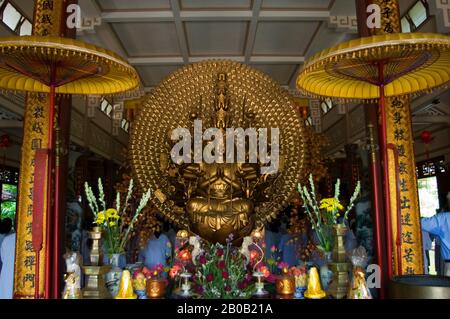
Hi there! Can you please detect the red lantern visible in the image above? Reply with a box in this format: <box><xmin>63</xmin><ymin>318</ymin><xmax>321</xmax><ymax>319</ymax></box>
<box><xmin>420</xmin><ymin>131</ymin><xmax>433</xmax><ymax>160</ymax></box>
<box><xmin>420</xmin><ymin>131</ymin><xmax>433</xmax><ymax>145</ymax></box>
<box><xmin>0</xmin><ymin>134</ymin><xmax>10</xmax><ymax>148</ymax></box>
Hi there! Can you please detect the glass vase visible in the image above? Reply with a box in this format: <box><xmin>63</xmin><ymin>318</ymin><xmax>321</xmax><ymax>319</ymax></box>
<box><xmin>320</xmin><ymin>251</ymin><xmax>333</xmax><ymax>290</ymax></box>
<box><xmin>105</xmin><ymin>253</ymin><xmax>123</xmax><ymax>297</ymax></box>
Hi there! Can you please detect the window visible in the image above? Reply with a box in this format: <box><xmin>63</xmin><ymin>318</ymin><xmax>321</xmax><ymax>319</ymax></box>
<box><xmin>3</xmin><ymin>2</ymin><xmax>21</xmax><ymax>30</ymax></box>
<box><xmin>416</xmin><ymin>157</ymin><xmax>447</xmax><ymax>179</ymax></box>
<box><xmin>409</xmin><ymin>1</ymin><xmax>428</xmax><ymax>28</ymax></box>
<box><xmin>320</xmin><ymin>98</ymin><xmax>333</xmax><ymax>115</ymax></box>
<box><xmin>19</xmin><ymin>19</ymin><xmax>32</xmax><ymax>35</ymax></box>
<box><xmin>100</xmin><ymin>98</ymin><xmax>113</xmax><ymax>117</ymax></box>
<box><xmin>0</xmin><ymin>167</ymin><xmax>19</xmax><ymax>228</ymax></box>
<box><xmin>100</xmin><ymin>99</ymin><xmax>109</xmax><ymax>113</ymax></box>
<box><xmin>401</xmin><ymin>17</ymin><xmax>411</xmax><ymax>33</ymax></box>
<box><xmin>106</xmin><ymin>104</ymin><xmax>113</xmax><ymax>116</ymax></box>
<box><xmin>99</xmin><ymin>98</ymin><xmax>130</xmax><ymax>132</ymax></box>
<box><xmin>121</xmin><ymin>118</ymin><xmax>130</xmax><ymax>132</ymax></box>
<box><xmin>0</xmin><ymin>1</ymin><xmax>32</xmax><ymax>35</ymax></box>
<box><xmin>401</xmin><ymin>0</ymin><xmax>430</xmax><ymax>32</ymax></box>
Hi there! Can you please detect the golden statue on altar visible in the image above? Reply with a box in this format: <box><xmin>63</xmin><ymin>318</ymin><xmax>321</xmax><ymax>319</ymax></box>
<box><xmin>129</xmin><ymin>60</ymin><xmax>308</xmax><ymax>244</ymax></box>
<box><xmin>163</xmin><ymin>73</ymin><xmax>279</xmax><ymax>244</ymax></box>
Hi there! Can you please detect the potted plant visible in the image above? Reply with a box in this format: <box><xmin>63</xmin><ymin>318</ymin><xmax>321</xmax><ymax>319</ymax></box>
<box><xmin>84</xmin><ymin>178</ymin><xmax>151</xmax><ymax>296</ymax></box>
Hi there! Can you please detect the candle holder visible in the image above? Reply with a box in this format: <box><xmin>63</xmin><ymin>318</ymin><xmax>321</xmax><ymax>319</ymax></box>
<box><xmin>253</xmin><ymin>271</ymin><xmax>269</xmax><ymax>297</ymax></box>
<box><xmin>178</xmin><ymin>272</ymin><xmax>192</xmax><ymax>298</ymax></box>
<box><xmin>81</xmin><ymin>227</ymin><xmax>112</xmax><ymax>299</ymax></box>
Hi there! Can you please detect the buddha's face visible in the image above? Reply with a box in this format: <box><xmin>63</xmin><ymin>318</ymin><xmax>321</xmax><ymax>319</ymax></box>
<box><xmin>211</xmin><ymin>178</ymin><xmax>230</xmax><ymax>198</ymax></box>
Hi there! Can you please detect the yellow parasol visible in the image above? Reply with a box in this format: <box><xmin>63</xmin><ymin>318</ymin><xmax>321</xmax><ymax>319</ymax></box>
<box><xmin>297</xmin><ymin>32</ymin><xmax>450</xmax><ymax>282</ymax></box>
<box><xmin>0</xmin><ymin>35</ymin><xmax>139</xmax><ymax>299</ymax></box>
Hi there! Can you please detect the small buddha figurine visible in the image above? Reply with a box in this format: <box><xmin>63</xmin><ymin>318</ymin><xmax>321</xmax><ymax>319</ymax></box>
<box><xmin>62</xmin><ymin>273</ymin><xmax>82</xmax><ymax>299</ymax></box>
<box><xmin>115</xmin><ymin>270</ymin><xmax>137</xmax><ymax>299</ymax></box>
<box><xmin>304</xmin><ymin>267</ymin><xmax>327</xmax><ymax>299</ymax></box>
<box><xmin>347</xmin><ymin>267</ymin><xmax>372</xmax><ymax>299</ymax></box>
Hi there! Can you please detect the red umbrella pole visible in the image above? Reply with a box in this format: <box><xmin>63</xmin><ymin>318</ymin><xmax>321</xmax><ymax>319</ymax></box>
<box><xmin>52</xmin><ymin>122</ymin><xmax>62</xmax><ymax>299</ymax></box>
<box><xmin>378</xmin><ymin>62</ymin><xmax>394</xmax><ymax>280</ymax></box>
<box><xmin>367</xmin><ymin>123</ymin><xmax>385</xmax><ymax>298</ymax></box>
<box><xmin>44</xmin><ymin>81</ymin><xmax>55</xmax><ymax>299</ymax></box>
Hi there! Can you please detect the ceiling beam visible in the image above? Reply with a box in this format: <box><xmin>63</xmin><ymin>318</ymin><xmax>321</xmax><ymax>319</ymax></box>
<box><xmin>101</xmin><ymin>11</ymin><xmax>174</xmax><ymax>22</ymax></box>
<box><xmin>189</xmin><ymin>56</ymin><xmax>245</xmax><ymax>63</ymax></box>
<box><xmin>101</xmin><ymin>10</ymin><xmax>330</xmax><ymax>22</ymax></box>
<box><xmin>180</xmin><ymin>10</ymin><xmax>253</xmax><ymax>21</ymax></box>
<box><xmin>128</xmin><ymin>56</ymin><xmax>305</xmax><ymax>66</ymax></box>
<box><xmin>259</xmin><ymin>10</ymin><xmax>330</xmax><ymax>21</ymax></box>
<box><xmin>128</xmin><ymin>57</ymin><xmax>184</xmax><ymax>65</ymax></box>
<box><xmin>244</xmin><ymin>0</ymin><xmax>262</xmax><ymax>64</ymax></box>
<box><xmin>170</xmin><ymin>0</ymin><xmax>189</xmax><ymax>63</ymax></box>
<box><xmin>249</xmin><ymin>56</ymin><xmax>305</xmax><ymax>63</ymax></box>
<box><xmin>412</xmin><ymin>115</ymin><xmax>450</xmax><ymax>125</ymax></box>
<box><xmin>0</xmin><ymin>120</ymin><xmax>23</xmax><ymax>128</ymax></box>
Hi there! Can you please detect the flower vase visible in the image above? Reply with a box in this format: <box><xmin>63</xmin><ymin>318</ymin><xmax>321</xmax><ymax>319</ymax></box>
<box><xmin>320</xmin><ymin>252</ymin><xmax>333</xmax><ymax>291</ymax></box>
<box><xmin>135</xmin><ymin>290</ymin><xmax>147</xmax><ymax>299</ymax></box>
<box><xmin>294</xmin><ymin>286</ymin><xmax>306</xmax><ymax>299</ymax></box>
<box><xmin>105</xmin><ymin>253</ymin><xmax>123</xmax><ymax>297</ymax></box>
<box><xmin>328</xmin><ymin>224</ymin><xmax>351</xmax><ymax>299</ymax></box>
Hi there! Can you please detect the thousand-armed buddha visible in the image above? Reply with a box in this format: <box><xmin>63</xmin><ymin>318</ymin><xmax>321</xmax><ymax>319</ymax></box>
<box><xmin>130</xmin><ymin>60</ymin><xmax>308</xmax><ymax>246</ymax></box>
<box><xmin>162</xmin><ymin>73</ymin><xmax>279</xmax><ymax>244</ymax></box>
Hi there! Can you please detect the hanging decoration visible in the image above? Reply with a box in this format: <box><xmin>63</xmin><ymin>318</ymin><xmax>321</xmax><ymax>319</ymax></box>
<box><xmin>420</xmin><ymin>130</ymin><xmax>434</xmax><ymax>160</ymax></box>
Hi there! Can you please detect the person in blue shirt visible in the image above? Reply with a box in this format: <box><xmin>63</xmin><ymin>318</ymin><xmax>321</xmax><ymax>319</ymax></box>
<box><xmin>279</xmin><ymin>233</ymin><xmax>298</xmax><ymax>266</ymax></box>
<box><xmin>139</xmin><ymin>228</ymin><xmax>172</xmax><ymax>271</ymax></box>
<box><xmin>0</xmin><ymin>232</ymin><xmax>15</xmax><ymax>299</ymax></box>
<box><xmin>0</xmin><ymin>218</ymin><xmax>13</xmax><ymax>273</ymax></box>
<box><xmin>421</xmin><ymin>212</ymin><xmax>450</xmax><ymax>276</ymax></box>
<box><xmin>422</xmin><ymin>230</ymin><xmax>432</xmax><ymax>274</ymax></box>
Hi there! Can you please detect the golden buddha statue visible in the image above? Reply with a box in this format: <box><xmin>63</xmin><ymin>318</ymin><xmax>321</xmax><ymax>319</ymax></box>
<box><xmin>130</xmin><ymin>61</ymin><xmax>309</xmax><ymax>250</ymax></box>
<box><xmin>162</xmin><ymin>73</ymin><xmax>278</xmax><ymax>245</ymax></box>
<box><xmin>185</xmin><ymin>162</ymin><xmax>256</xmax><ymax>244</ymax></box>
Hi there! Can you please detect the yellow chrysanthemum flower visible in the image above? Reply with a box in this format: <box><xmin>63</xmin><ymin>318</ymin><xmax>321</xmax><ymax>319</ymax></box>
<box><xmin>95</xmin><ymin>212</ymin><xmax>106</xmax><ymax>225</ymax></box>
<box><xmin>319</xmin><ymin>198</ymin><xmax>344</xmax><ymax>213</ymax></box>
<box><xmin>106</xmin><ymin>208</ymin><xmax>120</xmax><ymax>220</ymax></box>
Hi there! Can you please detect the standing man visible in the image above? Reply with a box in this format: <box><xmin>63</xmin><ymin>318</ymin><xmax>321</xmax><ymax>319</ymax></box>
<box><xmin>0</xmin><ymin>232</ymin><xmax>16</xmax><ymax>298</ymax></box>
<box><xmin>421</xmin><ymin>212</ymin><xmax>450</xmax><ymax>276</ymax></box>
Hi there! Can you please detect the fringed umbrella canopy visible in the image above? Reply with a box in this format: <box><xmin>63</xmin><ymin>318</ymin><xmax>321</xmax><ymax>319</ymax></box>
<box><xmin>0</xmin><ymin>35</ymin><xmax>139</xmax><ymax>95</ymax></box>
<box><xmin>297</xmin><ymin>33</ymin><xmax>450</xmax><ymax>103</ymax></box>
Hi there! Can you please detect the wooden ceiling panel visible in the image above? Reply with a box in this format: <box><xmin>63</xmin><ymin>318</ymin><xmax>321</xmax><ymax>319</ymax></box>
<box><xmin>253</xmin><ymin>21</ymin><xmax>320</xmax><ymax>56</ymax></box>
<box><xmin>111</xmin><ymin>22</ymin><xmax>181</xmax><ymax>57</ymax></box>
<box><xmin>251</xmin><ymin>64</ymin><xmax>298</xmax><ymax>85</ymax></box>
<box><xmin>137</xmin><ymin>65</ymin><xmax>183</xmax><ymax>87</ymax></box>
<box><xmin>185</xmin><ymin>21</ymin><xmax>249</xmax><ymax>56</ymax></box>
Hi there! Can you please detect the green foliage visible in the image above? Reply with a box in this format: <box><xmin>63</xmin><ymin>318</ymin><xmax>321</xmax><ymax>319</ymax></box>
<box><xmin>194</xmin><ymin>242</ymin><xmax>255</xmax><ymax>299</ymax></box>
<box><xmin>1</xmin><ymin>201</ymin><xmax>16</xmax><ymax>221</ymax></box>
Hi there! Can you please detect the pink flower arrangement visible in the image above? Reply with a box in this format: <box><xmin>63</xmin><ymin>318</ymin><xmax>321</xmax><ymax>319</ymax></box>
<box><xmin>277</xmin><ymin>262</ymin><xmax>289</xmax><ymax>271</ymax></box>
<box><xmin>169</xmin><ymin>263</ymin><xmax>182</xmax><ymax>279</ymax></box>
